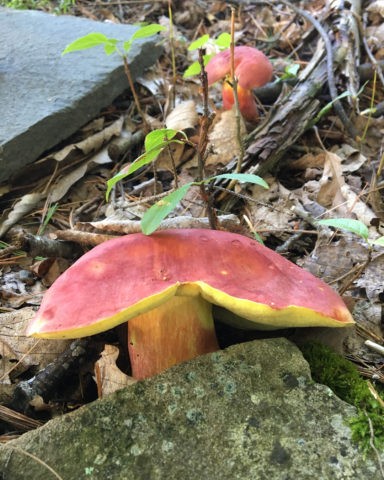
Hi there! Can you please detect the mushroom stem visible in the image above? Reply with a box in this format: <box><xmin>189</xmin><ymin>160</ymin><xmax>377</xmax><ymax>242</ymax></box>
<box><xmin>127</xmin><ymin>295</ymin><xmax>219</xmax><ymax>379</ymax></box>
<box><xmin>222</xmin><ymin>82</ymin><xmax>259</xmax><ymax>123</ymax></box>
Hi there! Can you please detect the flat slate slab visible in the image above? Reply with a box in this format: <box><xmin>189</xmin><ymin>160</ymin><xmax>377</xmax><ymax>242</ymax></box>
<box><xmin>0</xmin><ymin>8</ymin><xmax>163</xmax><ymax>184</ymax></box>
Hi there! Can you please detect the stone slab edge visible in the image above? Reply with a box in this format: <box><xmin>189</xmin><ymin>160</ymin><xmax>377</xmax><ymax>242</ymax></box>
<box><xmin>0</xmin><ymin>8</ymin><xmax>163</xmax><ymax>183</ymax></box>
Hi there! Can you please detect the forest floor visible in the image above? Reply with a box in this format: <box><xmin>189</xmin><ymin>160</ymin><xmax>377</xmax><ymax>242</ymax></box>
<box><xmin>0</xmin><ymin>0</ymin><xmax>383</xmax><ymax>442</ymax></box>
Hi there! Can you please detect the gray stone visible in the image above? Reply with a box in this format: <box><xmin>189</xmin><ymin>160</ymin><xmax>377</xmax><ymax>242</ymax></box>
<box><xmin>0</xmin><ymin>338</ymin><xmax>380</xmax><ymax>479</ymax></box>
<box><xmin>0</xmin><ymin>8</ymin><xmax>162</xmax><ymax>184</ymax></box>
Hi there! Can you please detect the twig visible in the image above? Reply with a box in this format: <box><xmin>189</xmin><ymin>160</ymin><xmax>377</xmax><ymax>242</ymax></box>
<box><xmin>10</xmin><ymin>231</ymin><xmax>84</xmax><ymax>260</ymax></box>
<box><xmin>10</xmin><ymin>339</ymin><xmax>92</xmax><ymax>413</ymax></box>
<box><xmin>54</xmin><ymin>230</ymin><xmax>117</xmax><ymax>246</ymax></box>
<box><xmin>0</xmin><ymin>405</ymin><xmax>42</xmax><ymax>432</ymax></box>
<box><xmin>277</xmin><ymin>0</ymin><xmax>359</xmax><ymax>139</ymax></box>
<box><xmin>365</xmin><ymin>412</ymin><xmax>384</xmax><ymax>479</ymax></box>
<box><xmin>122</xmin><ymin>56</ymin><xmax>150</xmax><ymax>132</ymax></box>
<box><xmin>3</xmin><ymin>446</ymin><xmax>64</xmax><ymax>480</ymax></box>
<box><xmin>197</xmin><ymin>49</ymin><xmax>217</xmax><ymax>229</ymax></box>
<box><xmin>81</xmin><ymin>214</ymin><xmax>240</xmax><ymax>235</ymax></box>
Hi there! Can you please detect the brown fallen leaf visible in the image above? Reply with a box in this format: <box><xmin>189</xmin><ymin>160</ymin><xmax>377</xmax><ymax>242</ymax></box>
<box><xmin>0</xmin><ymin>308</ymin><xmax>70</xmax><ymax>383</ymax></box>
<box><xmin>94</xmin><ymin>344</ymin><xmax>136</xmax><ymax>398</ymax></box>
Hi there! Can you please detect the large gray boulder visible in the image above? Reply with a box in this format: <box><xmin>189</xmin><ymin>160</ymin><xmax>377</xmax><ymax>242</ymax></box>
<box><xmin>0</xmin><ymin>338</ymin><xmax>380</xmax><ymax>479</ymax></box>
<box><xmin>0</xmin><ymin>8</ymin><xmax>162</xmax><ymax>184</ymax></box>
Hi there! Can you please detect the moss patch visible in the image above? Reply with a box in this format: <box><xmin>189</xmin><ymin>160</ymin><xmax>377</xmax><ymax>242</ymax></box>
<box><xmin>300</xmin><ymin>342</ymin><xmax>384</xmax><ymax>454</ymax></box>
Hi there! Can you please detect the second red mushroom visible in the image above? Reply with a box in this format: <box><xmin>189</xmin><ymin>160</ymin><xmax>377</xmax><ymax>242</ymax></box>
<box><xmin>205</xmin><ymin>45</ymin><xmax>273</xmax><ymax>122</ymax></box>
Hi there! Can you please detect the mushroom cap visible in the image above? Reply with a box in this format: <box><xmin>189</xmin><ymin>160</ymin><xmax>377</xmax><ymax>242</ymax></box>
<box><xmin>206</xmin><ymin>46</ymin><xmax>273</xmax><ymax>89</ymax></box>
<box><xmin>27</xmin><ymin>229</ymin><xmax>354</xmax><ymax>339</ymax></box>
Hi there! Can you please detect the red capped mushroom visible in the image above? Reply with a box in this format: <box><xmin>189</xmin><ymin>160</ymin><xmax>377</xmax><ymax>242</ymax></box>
<box><xmin>27</xmin><ymin>229</ymin><xmax>354</xmax><ymax>380</ymax></box>
<box><xmin>205</xmin><ymin>46</ymin><xmax>273</xmax><ymax>122</ymax></box>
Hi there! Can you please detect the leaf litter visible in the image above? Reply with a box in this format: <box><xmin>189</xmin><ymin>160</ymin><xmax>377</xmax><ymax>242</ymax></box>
<box><xmin>0</xmin><ymin>0</ymin><xmax>383</xmax><ymax>439</ymax></box>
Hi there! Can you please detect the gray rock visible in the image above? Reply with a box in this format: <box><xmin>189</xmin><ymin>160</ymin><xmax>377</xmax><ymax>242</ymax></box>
<box><xmin>0</xmin><ymin>8</ymin><xmax>162</xmax><ymax>184</ymax></box>
<box><xmin>0</xmin><ymin>338</ymin><xmax>380</xmax><ymax>479</ymax></box>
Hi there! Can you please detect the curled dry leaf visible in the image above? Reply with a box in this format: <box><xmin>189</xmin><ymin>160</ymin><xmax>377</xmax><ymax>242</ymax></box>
<box><xmin>340</xmin><ymin>184</ymin><xmax>379</xmax><ymax>234</ymax></box>
<box><xmin>367</xmin><ymin>0</ymin><xmax>384</xmax><ymax>23</ymax></box>
<box><xmin>0</xmin><ymin>192</ymin><xmax>45</xmax><ymax>238</ymax></box>
<box><xmin>165</xmin><ymin>100</ymin><xmax>199</xmax><ymax>132</ymax></box>
<box><xmin>317</xmin><ymin>152</ymin><xmax>345</xmax><ymax>209</ymax></box>
<box><xmin>48</xmin><ymin>146</ymin><xmax>113</xmax><ymax>203</ymax></box>
<box><xmin>205</xmin><ymin>110</ymin><xmax>246</xmax><ymax>168</ymax></box>
<box><xmin>94</xmin><ymin>344</ymin><xmax>136</xmax><ymax>397</ymax></box>
<box><xmin>53</xmin><ymin>116</ymin><xmax>124</xmax><ymax>162</ymax></box>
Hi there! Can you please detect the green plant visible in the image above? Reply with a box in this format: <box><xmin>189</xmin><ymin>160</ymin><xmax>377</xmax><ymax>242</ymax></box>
<box><xmin>316</xmin><ymin>218</ymin><xmax>384</xmax><ymax>247</ymax></box>
<box><xmin>62</xmin><ymin>25</ymin><xmax>166</xmax><ymax>124</ymax></box>
<box><xmin>183</xmin><ymin>32</ymin><xmax>231</xmax><ymax>78</ymax></box>
<box><xmin>301</xmin><ymin>342</ymin><xmax>384</xmax><ymax>454</ymax></box>
<box><xmin>277</xmin><ymin>63</ymin><xmax>300</xmax><ymax>81</ymax></box>
<box><xmin>106</xmin><ymin>127</ymin><xmax>269</xmax><ymax>235</ymax></box>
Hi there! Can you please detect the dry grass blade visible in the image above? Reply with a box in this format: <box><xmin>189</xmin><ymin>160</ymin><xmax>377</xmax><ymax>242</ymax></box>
<box><xmin>0</xmin><ymin>405</ymin><xmax>42</xmax><ymax>432</ymax></box>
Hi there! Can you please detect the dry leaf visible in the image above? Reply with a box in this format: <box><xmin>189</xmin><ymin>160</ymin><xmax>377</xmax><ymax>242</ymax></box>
<box><xmin>340</xmin><ymin>184</ymin><xmax>379</xmax><ymax>231</ymax></box>
<box><xmin>205</xmin><ymin>110</ymin><xmax>246</xmax><ymax>168</ymax></box>
<box><xmin>0</xmin><ymin>308</ymin><xmax>70</xmax><ymax>381</ymax></box>
<box><xmin>333</xmin><ymin>144</ymin><xmax>367</xmax><ymax>173</ymax></box>
<box><xmin>248</xmin><ymin>178</ymin><xmax>297</xmax><ymax>241</ymax></box>
<box><xmin>94</xmin><ymin>344</ymin><xmax>136</xmax><ymax>398</ymax></box>
<box><xmin>48</xmin><ymin>163</ymin><xmax>88</xmax><ymax>203</ymax></box>
<box><xmin>165</xmin><ymin>100</ymin><xmax>199</xmax><ymax>132</ymax></box>
<box><xmin>290</xmin><ymin>152</ymin><xmax>325</xmax><ymax>170</ymax></box>
<box><xmin>367</xmin><ymin>1</ymin><xmax>384</xmax><ymax>23</ymax></box>
<box><xmin>53</xmin><ymin>116</ymin><xmax>124</xmax><ymax>162</ymax></box>
<box><xmin>317</xmin><ymin>152</ymin><xmax>345</xmax><ymax>208</ymax></box>
<box><xmin>0</xmin><ymin>193</ymin><xmax>45</xmax><ymax>238</ymax></box>
<box><xmin>156</xmin><ymin>141</ymin><xmax>186</xmax><ymax>171</ymax></box>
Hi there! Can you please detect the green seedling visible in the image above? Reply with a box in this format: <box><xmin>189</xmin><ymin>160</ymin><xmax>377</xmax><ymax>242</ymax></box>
<box><xmin>62</xmin><ymin>24</ymin><xmax>166</xmax><ymax>56</ymax></box>
<box><xmin>183</xmin><ymin>32</ymin><xmax>231</xmax><ymax>78</ymax></box>
<box><xmin>316</xmin><ymin>218</ymin><xmax>384</xmax><ymax>248</ymax></box>
<box><xmin>141</xmin><ymin>173</ymin><xmax>269</xmax><ymax>235</ymax></box>
<box><xmin>277</xmin><ymin>63</ymin><xmax>300</xmax><ymax>82</ymax></box>
<box><xmin>106</xmin><ymin>125</ymin><xmax>268</xmax><ymax>235</ymax></box>
<box><xmin>105</xmin><ymin>128</ymin><xmax>187</xmax><ymax>200</ymax></box>
<box><xmin>62</xmin><ymin>25</ymin><xmax>166</xmax><ymax>122</ymax></box>
<box><xmin>38</xmin><ymin>202</ymin><xmax>59</xmax><ymax>236</ymax></box>
<box><xmin>316</xmin><ymin>218</ymin><xmax>369</xmax><ymax>241</ymax></box>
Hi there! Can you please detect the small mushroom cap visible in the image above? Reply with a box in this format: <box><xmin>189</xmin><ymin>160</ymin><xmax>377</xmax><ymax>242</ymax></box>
<box><xmin>206</xmin><ymin>46</ymin><xmax>273</xmax><ymax>89</ymax></box>
<box><xmin>27</xmin><ymin>229</ymin><xmax>354</xmax><ymax>339</ymax></box>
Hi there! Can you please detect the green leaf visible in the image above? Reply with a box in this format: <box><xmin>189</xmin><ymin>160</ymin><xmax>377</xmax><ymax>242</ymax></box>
<box><xmin>141</xmin><ymin>183</ymin><xmax>193</xmax><ymax>235</ymax></box>
<box><xmin>123</xmin><ymin>39</ymin><xmax>133</xmax><ymax>52</ymax></box>
<box><xmin>316</xmin><ymin>218</ymin><xmax>369</xmax><ymax>240</ymax></box>
<box><xmin>212</xmin><ymin>173</ymin><xmax>269</xmax><ymax>189</ymax></box>
<box><xmin>106</xmin><ymin>129</ymin><xmax>186</xmax><ymax>200</ymax></box>
<box><xmin>215</xmin><ymin>32</ymin><xmax>231</xmax><ymax>49</ymax></box>
<box><xmin>188</xmin><ymin>34</ymin><xmax>210</xmax><ymax>51</ymax></box>
<box><xmin>183</xmin><ymin>61</ymin><xmax>202</xmax><ymax>78</ymax></box>
<box><xmin>123</xmin><ymin>24</ymin><xmax>166</xmax><ymax>52</ymax></box>
<box><xmin>127</xmin><ymin>145</ymin><xmax>168</xmax><ymax>175</ymax></box>
<box><xmin>183</xmin><ymin>54</ymin><xmax>213</xmax><ymax>78</ymax></box>
<box><xmin>279</xmin><ymin>63</ymin><xmax>300</xmax><ymax>81</ymax></box>
<box><xmin>144</xmin><ymin>128</ymin><xmax>179</xmax><ymax>151</ymax></box>
<box><xmin>62</xmin><ymin>32</ymin><xmax>113</xmax><ymax>54</ymax></box>
<box><xmin>130</xmin><ymin>24</ymin><xmax>166</xmax><ymax>41</ymax></box>
<box><xmin>308</xmin><ymin>90</ymin><xmax>351</xmax><ymax>127</ymax></box>
<box><xmin>368</xmin><ymin>236</ymin><xmax>384</xmax><ymax>247</ymax></box>
<box><xmin>106</xmin><ymin>170</ymin><xmax>129</xmax><ymax>201</ymax></box>
<box><xmin>104</xmin><ymin>40</ymin><xmax>118</xmax><ymax>55</ymax></box>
